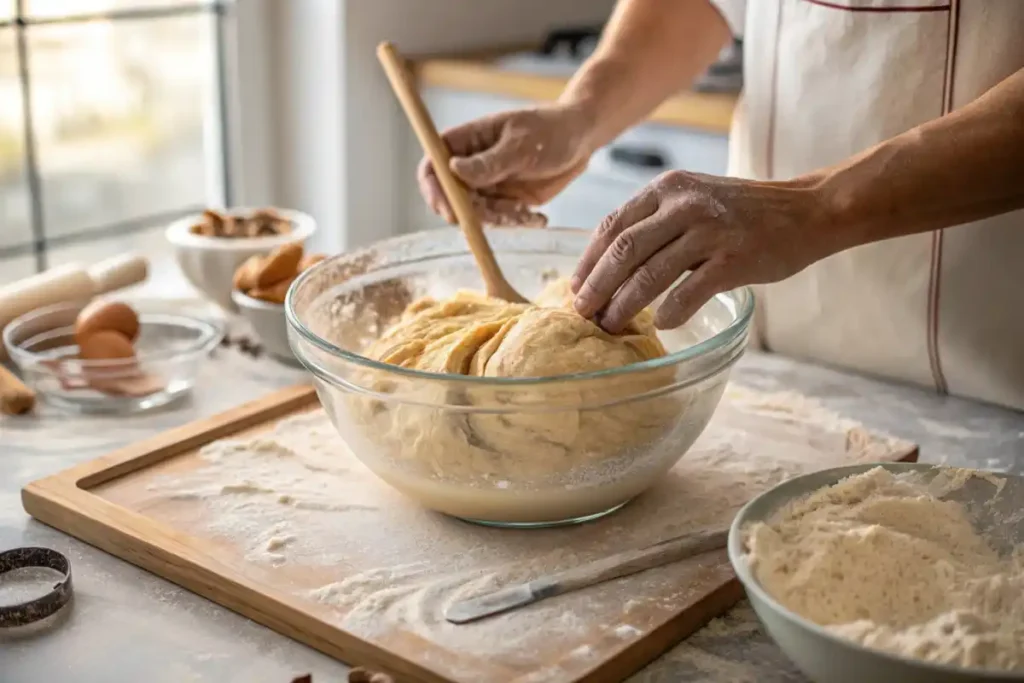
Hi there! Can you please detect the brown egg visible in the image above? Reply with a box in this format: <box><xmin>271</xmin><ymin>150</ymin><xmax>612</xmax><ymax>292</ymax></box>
<box><xmin>75</xmin><ymin>300</ymin><xmax>140</xmax><ymax>345</ymax></box>
<box><xmin>78</xmin><ymin>330</ymin><xmax>137</xmax><ymax>361</ymax></box>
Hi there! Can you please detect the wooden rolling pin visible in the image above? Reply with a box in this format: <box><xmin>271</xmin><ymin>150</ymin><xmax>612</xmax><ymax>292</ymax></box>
<box><xmin>0</xmin><ymin>254</ymin><xmax>148</xmax><ymax>363</ymax></box>
<box><xmin>0</xmin><ymin>363</ymin><xmax>34</xmax><ymax>415</ymax></box>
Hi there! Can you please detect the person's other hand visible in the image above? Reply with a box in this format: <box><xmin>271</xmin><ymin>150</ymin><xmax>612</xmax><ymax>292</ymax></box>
<box><xmin>418</xmin><ymin>104</ymin><xmax>593</xmax><ymax>227</ymax></box>
<box><xmin>571</xmin><ymin>171</ymin><xmax>833</xmax><ymax>332</ymax></box>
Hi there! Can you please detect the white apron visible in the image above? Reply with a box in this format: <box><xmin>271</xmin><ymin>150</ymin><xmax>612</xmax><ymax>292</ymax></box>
<box><xmin>710</xmin><ymin>0</ymin><xmax>1024</xmax><ymax>411</ymax></box>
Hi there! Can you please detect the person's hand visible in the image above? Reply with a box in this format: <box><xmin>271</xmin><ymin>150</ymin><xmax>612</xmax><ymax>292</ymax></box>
<box><xmin>570</xmin><ymin>170</ymin><xmax>834</xmax><ymax>332</ymax></box>
<box><xmin>418</xmin><ymin>104</ymin><xmax>594</xmax><ymax>227</ymax></box>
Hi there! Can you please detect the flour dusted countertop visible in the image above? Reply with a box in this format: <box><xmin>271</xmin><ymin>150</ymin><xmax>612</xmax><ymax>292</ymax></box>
<box><xmin>2</xmin><ymin>308</ymin><xmax>1023</xmax><ymax>683</ymax></box>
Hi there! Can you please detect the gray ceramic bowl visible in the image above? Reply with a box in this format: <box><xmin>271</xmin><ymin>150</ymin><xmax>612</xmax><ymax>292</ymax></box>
<box><xmin>231</xmin><ymin>290</ymin><xmax>297</xmax><ymax>364</ymax></box>
<box><xmin>728</xmin><ymin>462</ymin><xmax>1024</xmax><ymax>683</ymax></box>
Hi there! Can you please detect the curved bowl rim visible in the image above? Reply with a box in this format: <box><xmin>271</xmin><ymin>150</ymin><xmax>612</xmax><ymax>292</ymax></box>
<box><xmin>284</xmin><ymin>227</ymin><xmax>755</xmax><ymax>387</ymax></box>
<box><xmin>3</xmin><ymin>301</ymin><xmax>225</xmax><ymax>371</ymax></box>
<box><xmin>165</xmin><ymin>207</ymin><xmax>317</xmax><ymax>251</ymax></box>
<box><xmin>727</xmin><ymin>461</ymin><xmax>1024</xmax><ymax>681</ymax></box>
<box><xmin>231</xmin><ymin>289</ymin><xmax>285</xmax><ymax>311</ymax></box>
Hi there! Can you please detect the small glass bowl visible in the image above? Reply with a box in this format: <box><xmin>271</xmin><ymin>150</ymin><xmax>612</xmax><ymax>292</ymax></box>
<box><xmin>286</xmin><ymin>227</ymin><xmax>754</xmax><ymax>528</ymax></box>
<box><xmin>3</xmin><ymin>301</ymin><xmax>224</xmax><ymax>414</ymax></box>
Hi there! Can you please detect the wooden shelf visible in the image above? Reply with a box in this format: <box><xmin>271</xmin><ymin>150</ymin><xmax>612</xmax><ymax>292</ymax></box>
<box><xmin>412</xmin><ymin>55</ymin><xmax>737</xmax><ymax>134</ymax></box>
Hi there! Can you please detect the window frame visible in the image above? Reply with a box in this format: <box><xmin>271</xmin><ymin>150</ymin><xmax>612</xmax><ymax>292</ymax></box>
<box><xmin>0</xmin><ymin>0</ymin><xmax>262</xmax><ymax>275</ymax></box>
<box><xmin>220</xmin><ymin>0</ymin><xmax>273</xmax><ymax>210</ymax></box>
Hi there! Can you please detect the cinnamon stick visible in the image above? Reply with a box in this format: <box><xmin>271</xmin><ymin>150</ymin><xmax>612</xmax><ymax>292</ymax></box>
<box><xmin>0</xmin><ymin>364</ymin><xmax>35</xmax><ymax>415</ymax></box>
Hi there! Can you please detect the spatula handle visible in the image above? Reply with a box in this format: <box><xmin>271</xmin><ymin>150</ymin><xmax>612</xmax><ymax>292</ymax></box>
<box><xmin>535</xmin><ymin>528</ymin><xmax>730</xmax><ymax>597</ymax></box>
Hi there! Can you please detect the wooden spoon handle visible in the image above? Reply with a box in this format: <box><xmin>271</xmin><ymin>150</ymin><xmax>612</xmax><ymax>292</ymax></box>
<box><xmin>376</xmin><ymin>42</ymin><xmax>525</xmax><ymax>303</ymax></box>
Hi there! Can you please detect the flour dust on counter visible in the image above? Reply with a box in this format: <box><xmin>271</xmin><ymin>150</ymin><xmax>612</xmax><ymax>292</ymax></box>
<box><xmin>627</xmin><ymin>602</ymin><xmax>805</xmax><ymax>683</ymax></box>
<box><xmin>118</xmin><ymin>385</ymin><xmax>913</xmax><ymax>682</ymax></box>
<box><xmin>0</xmin><ymin>305</ymin><xmax>305</xmax><ymax>458</ymax></box>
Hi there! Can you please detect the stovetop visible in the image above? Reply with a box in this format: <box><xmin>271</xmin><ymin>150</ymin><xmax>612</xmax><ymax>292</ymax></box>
<box><xmin>492</xmin><ymin>26</ymin><xmax>742</xmax><ymax>94</ymax></box>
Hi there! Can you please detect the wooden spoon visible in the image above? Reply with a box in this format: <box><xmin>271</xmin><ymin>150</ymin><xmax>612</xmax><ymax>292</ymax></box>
<box><xmin>376</xmin><ymin>41</ymin><xmax>527</xmax><ymax>304</ymax></box>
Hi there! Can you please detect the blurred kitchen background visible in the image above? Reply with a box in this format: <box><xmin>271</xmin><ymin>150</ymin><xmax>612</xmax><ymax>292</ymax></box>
<box><xmin>0</xmin><ymin>0</ymin><xmax>740</xmax><ymax>292</ymax></box>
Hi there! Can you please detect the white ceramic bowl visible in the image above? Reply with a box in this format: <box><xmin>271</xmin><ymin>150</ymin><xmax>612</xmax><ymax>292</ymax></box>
<box><xmin>231</xmin><ymin>290</ymin><xmax>296</xmax><ymax>363</ymax></box>
<box><xmin>166</xmin><ymin>208</ymin><xmax>316</xmax><ymax>311</ymax></box>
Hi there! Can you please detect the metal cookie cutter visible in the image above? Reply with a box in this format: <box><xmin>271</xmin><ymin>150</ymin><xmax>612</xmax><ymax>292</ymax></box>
<box><xmin>0</xmin><ymin>547</ymin><xmax>74</xmax><ymax>628</ymax></box>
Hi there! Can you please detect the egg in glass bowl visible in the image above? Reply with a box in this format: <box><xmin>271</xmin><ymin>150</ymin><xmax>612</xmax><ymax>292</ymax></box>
<box><xmin>3</xmin><ymin>299</ymin><xmax>223</xmax><ymax>413</ymax></box>
<box><xmin>286</xmin><ymin>227</ymin><xmax>753</xmax><ymax>527</ymax></box>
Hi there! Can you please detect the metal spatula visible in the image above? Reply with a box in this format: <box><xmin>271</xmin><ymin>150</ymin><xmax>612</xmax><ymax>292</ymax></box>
<box><xmin>444</xmin><ymin>527</ymin><xmax>729</xmax><ymax>624</ymax></box>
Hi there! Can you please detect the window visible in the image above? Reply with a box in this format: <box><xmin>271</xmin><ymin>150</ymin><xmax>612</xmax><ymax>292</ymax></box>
<box><xmin>0</xmin><ymin>0</ymin><xmax>232</xmax><ymax>286</ymax></box>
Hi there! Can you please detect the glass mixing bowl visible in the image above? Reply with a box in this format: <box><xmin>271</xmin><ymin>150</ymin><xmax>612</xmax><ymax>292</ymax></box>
<box><xmin>286</xmin><ymin>228</ymin><xmax>753</xmax><ymax>527</ymax></box>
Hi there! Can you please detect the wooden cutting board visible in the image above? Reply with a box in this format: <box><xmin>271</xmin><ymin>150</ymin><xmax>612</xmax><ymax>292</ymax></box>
<box><xmin>22</xmin><ymin>383</ymin><xmax>917</xmax><ymax>683</ymax></box>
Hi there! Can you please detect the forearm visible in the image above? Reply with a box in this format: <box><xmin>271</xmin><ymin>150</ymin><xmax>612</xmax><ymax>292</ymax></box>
<box><xmin>814</xmin><ymin>67</ymin><xmax>1024</xmax><ymax>252</ymax></box>
<box><xmin>558</xmin><ymin>0</ymin><xmax>730</xmax><ymax>153</ymax></box>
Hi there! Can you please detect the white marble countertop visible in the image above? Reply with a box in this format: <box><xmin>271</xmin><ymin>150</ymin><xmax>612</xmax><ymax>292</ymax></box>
<box><xmin>2</xmin><ymin>308</ymin><xmax>1022</xmax><ymax>683</ymax></box>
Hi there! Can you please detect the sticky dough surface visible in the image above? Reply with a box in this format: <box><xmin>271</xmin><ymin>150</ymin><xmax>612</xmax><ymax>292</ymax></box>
<box><xmin>363</xmin><ymin>279</ymin><xmax>666</xmax><ymax>378</ymax></box>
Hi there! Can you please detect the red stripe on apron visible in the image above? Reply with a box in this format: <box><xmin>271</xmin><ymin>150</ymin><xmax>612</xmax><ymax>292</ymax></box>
<box><xmin>802</xmin><ymin>1</ymin><xmax>950</xmax><ymax>12</ymax></box>
<box><xmin>928</xmin><ymin>0</ymin><xmax>959</xmax><ymax>394</ymax></box>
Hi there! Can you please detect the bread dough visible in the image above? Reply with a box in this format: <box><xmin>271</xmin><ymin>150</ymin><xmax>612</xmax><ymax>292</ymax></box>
<box><xmin>363</xmin><ymin>278</ymin><xmax>666</xmax><ymax>377</ymax></box>
<box><xmin>335</xmin><ymin>279</ymin><xmax>715</xmax><ymax>522</ymax></box>
<box><xmin>744</xmin><ymin>467</ymin><xmax>1024</xmax><ymax>671</ymax></box>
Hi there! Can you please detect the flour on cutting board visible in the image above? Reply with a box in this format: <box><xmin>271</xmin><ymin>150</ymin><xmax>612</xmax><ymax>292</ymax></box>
<box><xmin>144</xmin><ymin>385</ymin><xmax>910</xmax><ymax>672</ymax></box>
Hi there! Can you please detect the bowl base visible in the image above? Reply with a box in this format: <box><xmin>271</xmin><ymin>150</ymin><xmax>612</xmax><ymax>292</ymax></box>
<box><xmin>453</xmin><ymin>500</ymin><xmax>631</xmax><ymax>529</ymax></box>
<box><xmin>40</xmin><ymin>381</ymin><xmax>192</xmax><ymax>415</ymax></box>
